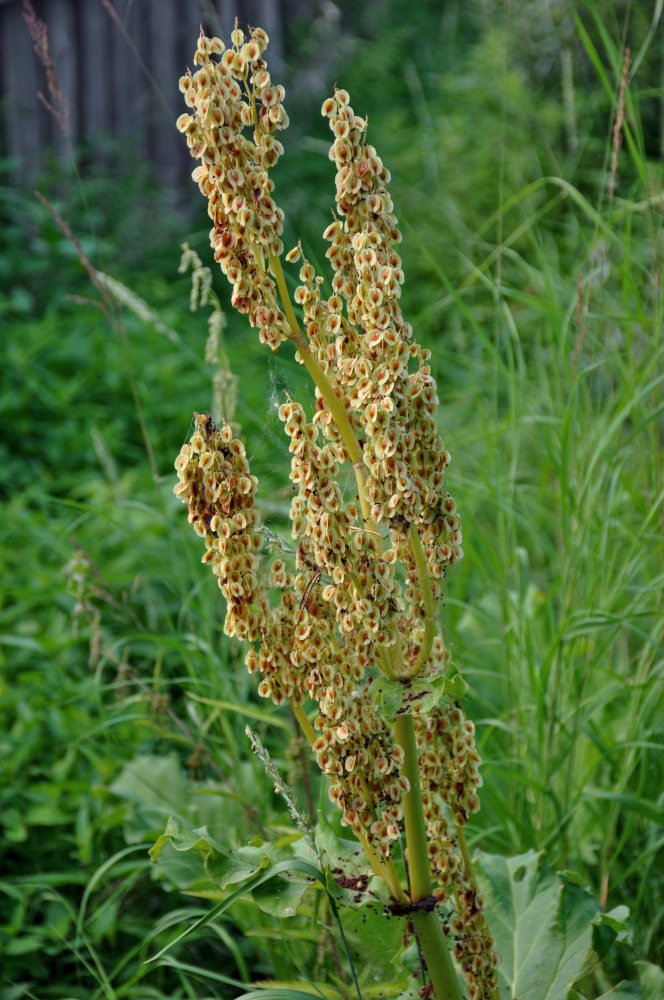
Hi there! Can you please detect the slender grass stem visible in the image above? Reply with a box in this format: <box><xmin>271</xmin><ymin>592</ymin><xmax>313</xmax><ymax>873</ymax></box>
<box><xmin>455</xmin><ymin>824</ymin><xmax>475</xmax><ymax>885</ymax></box>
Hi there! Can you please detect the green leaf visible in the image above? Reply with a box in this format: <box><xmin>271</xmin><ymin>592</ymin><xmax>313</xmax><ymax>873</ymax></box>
<box><xmin>150</xmin><ymin>822</ymin><xmax>315</xmax><ymax>916</ymax></box>
<box><xmin>187</xmin><ymin>691</ymin><xmax>291</xmax><ymax>730</ymax></box>
<box><xmin>474</xmin><ymin>850</ymin><xmax>598</xmax><ymax>1000</ymax></box>
<box><xmin>637</xmin><ymin>961</ymin><xmax>664</xmax><ymax>1000</ymax></box>
<box><xmin>599</xmin><ymin>984</ymin><xmax>641</xmax><ymax>999</ymax></box>
<box><xmin>568</xmin><ymin>985</ymin><xmax>640</xmax><ymax>1000</ymax></box>
<box><xmin>110</xmin><ymin>754</ymin><xmax>189</xmax><ymax>812</ymax></box>
<box><xmin>252</xmin><ymin>872</ymin><xmax>311</xmax><ymax>918</ymax></box>
<box><xmin>150</xmin><ymin>816</ymin><xmax>270</xmax><ymax>889</ymax></box>
<box><xmin>395</xmin><ymin>990</ymin><xmax>420</xmax><ymax>1000</ymax></box>
<box><xmin>206</xmin><ymin>843</ymin><xmax>268</xmax><ymax>886</ymax></box>
<box><xmin>370</xmin><ymin>676</ymin><xmax>404</xmax><ymax>721</ymax></box>
<box><xmin>233</xmin><ymin>991</ymin><xmax>325</xmax><ymax>1000</ymax></box>
<box><xmin>146</xmin><ymin>858</ymin><xmax>326</xmax><ymax>963</ymax></box>
<box><xmin>211</xmin><ymin>840</ymin><xmax>313</xmax><ymax>916</ymax></box>
<box><xmin>592</xmin><ymin>905</ymin><xmax>632</xmax><ymax>960</ymax></box>
<box><xmin>370</xmin><ymin>668</ymin><xmax>467</xmax><ymax>722</ymax></box>
<box><xmin>582</xmin><ymin>790</ymin><xmax>664</xmax><ymax>826</ymax></box>
<box><xmin>149</xmin><ymin>814</ymin><xmax>224</xmax><ymax>863</ymax></box>
<box><xmin>110</xmin><ymin>754</ymin><xmax>190</xmax><ymax>841</ymax></box>
<box><xmin>313</xmin><ymin>815</ymin><xmax>388</xmax><ymax>908</ymax></box>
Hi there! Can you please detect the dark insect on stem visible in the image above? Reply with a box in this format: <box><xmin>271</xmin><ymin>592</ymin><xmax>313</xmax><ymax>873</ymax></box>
<box><xmin>389</xmin><ymin>894</ymin><xmax>439</xmax><ymax>916</ymax></box>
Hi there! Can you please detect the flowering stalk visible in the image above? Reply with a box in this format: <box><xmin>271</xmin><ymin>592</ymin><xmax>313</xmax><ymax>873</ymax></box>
<box><xmin>173</xmin><ymin>23</ymin><xmax>498</xmax><ymax>1000</ymax></box>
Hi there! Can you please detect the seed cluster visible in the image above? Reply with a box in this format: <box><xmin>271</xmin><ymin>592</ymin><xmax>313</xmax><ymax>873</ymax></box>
<box><xmin>417</xmin><ymin>704</ymin><xmax>482</xmax><ymax>831</ymax></box>
<box><xmin>321</xmin><ymin>91</ymin><xmax>460</xmax><ymax>550</ymax></box>
<box><xmin>282</xmin><ymin>398</ymin><xmax>399</xmax><ymax>651</ymax></box>
<box><xmin>177</xmin><ymin>28</ymin><xmax>493</xmax><ymax>998</ymax></box>
<box><xmin>177</xmin><ymin>26</ymin><xmax>289</xmax><ymax>349</ymax></box>
<box><xmin>308</xmin><ymin>646</ymin><xmax>410</xmax><ymax>856</ymax></box>
<box><xmin>174</xmin><ymin>411</ymin><xmax>410</xmax><ymax>858</ymax></box>
<box><xmin>174</xmin><ymin>412</ymin><xmax>267</xmax><ymax>641</ymax></box>
<box><xmin>295</xmin><ymin>90</ymin><xmax>462</xmax><ymax>670</ymax></box>
<box><xmin>416</xmin><ymin>704</ymin><xmax>498</xmax><ymax>998</ymax></box>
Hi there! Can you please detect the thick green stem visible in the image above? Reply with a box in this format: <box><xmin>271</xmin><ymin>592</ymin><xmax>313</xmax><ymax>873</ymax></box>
<box><xmin>394</xmin><ymin>714</ymin><xmax>431</xmax><ymax>900</ymax></box>
<box><xmin>272</xmin><ymin>253</ymin><xmax>462</xmax><ymax>996</ymax></box>
<box><xmin>412</xmin><ymin>911</ymin><xmax>463</xmax><ymax>1000</ymax></box>
<box><xmin>395</xmin><ymin>713</ymin><xmax>462</xmax><ymax>1000</ymax></box>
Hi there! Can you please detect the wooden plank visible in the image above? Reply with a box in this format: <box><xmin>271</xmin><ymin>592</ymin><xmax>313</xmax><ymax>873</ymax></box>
<box><xmin>170</xmin><ymin>0</ymin><xmax>207</xmax><ymax>187</ymax></box>
<box><xmin>177</xmin><ymin>0</ymin><xmax>205</xmax><ymax>69</ymax></box>
<box><xmin>255</xmin><ymin>0</ymin><xmax>284</xmax><ymax>76</ymax></box>
<box><xmin>104</xmin><ymin>0</ymin><xmax>146</xmax><ymax>155</ymax></box>
<box><xmin>78</xmin><ymin>0</ymin><xmax>113</xmax><ymax>142</ymax></box>
<box><xmin>0</xmin><ymin>0</ymin><xmax>294</xmax><ymax>183</ymax></box>
<box><xmin>146</xmin><ymin>0</ymin><xmax>181</xmax><ymax>187</ymax></box>
<box><xmin>47</xmin><ymin>0</ymin><xmax>79</xmax><ymax>152</ymax></box>
<box><xmin>0</xmin><ymin>1</ymin><xmax>47</xmax><ymax>177</ymax></box>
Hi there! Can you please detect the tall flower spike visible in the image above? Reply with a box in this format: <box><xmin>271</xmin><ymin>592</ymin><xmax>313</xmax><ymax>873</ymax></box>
<box><xmin>320</xmin><ymin>89</ymin><xmax>462</xmax><ymax>673</ymax></box>
<box><xmin>174</xmin><ymin>412</ymin><xmax>267</xmax><ymax>641</ymax></box>
<box><xmin>177</xmin><ymin>28</ymin><xmax>290</xmax><ymax>350</ymax></box>
<box><xmin>175</xmin><ymin>26</ymin><xmax>494</xmax><ymax>1000</ymax></box>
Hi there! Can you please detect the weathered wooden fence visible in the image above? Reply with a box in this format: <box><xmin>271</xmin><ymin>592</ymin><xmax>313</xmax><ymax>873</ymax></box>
<box><xmin>0</xmin><ymin>0</ymin><xmax>302</xmax><ymax>185</ymax></box>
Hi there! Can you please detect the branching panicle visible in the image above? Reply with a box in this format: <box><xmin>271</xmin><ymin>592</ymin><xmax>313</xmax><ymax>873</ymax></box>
<box><xmin>175</xmin><ymin>27</ymin><xmax>497</xmax><ymax>1000</ymax></box>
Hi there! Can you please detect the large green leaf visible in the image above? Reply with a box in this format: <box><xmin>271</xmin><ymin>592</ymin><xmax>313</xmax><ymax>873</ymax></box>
<box><xmin>591</xmin><ymin>905</ymin><xmax>632</xmax><ymax>960</ymax></box>
<box><xmin>110</xmin><ymin>753</ymin><xmax>189</xmax><ymax>842</ymax></box>
<box><xmin>474</xmin><ymin>850</ymin><xmax>598</xmax><ymax>1000</ymax></box>
<box><xmin>637</xmin><ymin>961</ymin><xmax>664</xmax><ymax>1000</ymax></box>
<box><xmin>149</xmin><ymin>814</ymin><xmax>225</xmax><ymax>862</ymax></box>
<box><xmin>252</xmin><ymin>873</ymin><xmax>312</xmax><ymax>918</ymax></box>
<box><xmin>146</xmin><ymin>854</ymin><xmax>328</xmax><ymax>963</ymax></box>
<box><xmin>110</xmin><ymin>755</ymin><xmax>189</xmax><ymax>812</ymax></box>
<box><xmin>233</xmin><ymin>991</ymin><xmax>327</xmax><ymax>1000</ymax></box>
<box><xmin>151</xmin><ymin>819</ymin><xmax>315</xmax><ymax>918</ymax></box>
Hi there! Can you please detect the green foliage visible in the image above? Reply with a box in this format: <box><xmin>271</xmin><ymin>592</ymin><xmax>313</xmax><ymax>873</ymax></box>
<box><xmin>149</xmin><ymin>815</ymin><xmax>412</xmax><ymax>996</ymax></box>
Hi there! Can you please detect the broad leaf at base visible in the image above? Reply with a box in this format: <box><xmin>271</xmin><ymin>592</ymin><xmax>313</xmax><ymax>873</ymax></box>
<box><xmin>474</xmin><ymin>849</ymin><xmax>598</xmax><ymax>1000</ymax></box>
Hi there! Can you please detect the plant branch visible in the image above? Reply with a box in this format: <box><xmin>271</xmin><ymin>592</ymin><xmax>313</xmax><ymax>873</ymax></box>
<box><xmin>269</xmin><ymin>254</ymin><xmax>372</xmax><ymax>513</ymax></box>
<box><xmin>290</xmin><ymin>697</ymin><xmax>406</xmax><ymax>903</ymax></box>
<box><xmin>395</xmin><ymin>712</ymin><xmax>462</xmax><ymax>1000</ymax></box>
<box><xmin>400</xmin><ymin>524</ymin><xmax>437</xmax><ymax>678</ymax></box>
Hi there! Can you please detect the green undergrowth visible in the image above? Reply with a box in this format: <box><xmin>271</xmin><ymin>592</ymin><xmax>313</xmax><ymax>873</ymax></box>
<box><xmin>2</xmin><ymin>2</ymin><xmax>663</xmax><ymax>998</ymax></box>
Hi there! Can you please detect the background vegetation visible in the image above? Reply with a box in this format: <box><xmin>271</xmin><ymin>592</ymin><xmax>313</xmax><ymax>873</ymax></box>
<box><xmin>1</xmin><ymin>1</ymin><xmax>662</xmax><ymax>997</ymax></box>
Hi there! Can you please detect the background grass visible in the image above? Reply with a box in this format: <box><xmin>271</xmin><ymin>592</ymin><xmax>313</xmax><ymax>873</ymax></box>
<box><xmin>1</xmin><ymin>1</ymin><xmax>663</xmax><ymax>997</ymax></box>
